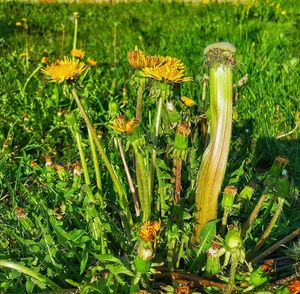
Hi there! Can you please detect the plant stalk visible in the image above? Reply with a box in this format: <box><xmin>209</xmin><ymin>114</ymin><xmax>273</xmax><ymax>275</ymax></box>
<box><xmin>117</xmin><ymin>138</ymin><xmax>140</xmax><ymax>217</ymax></box>
<box><xmin>88</xmin><ymin>128</ymin><xmax>103</xmax><ymax>204</ymax></box>
<box><xmin>247</xmin><ymin>197</ymin><xmax>285</xmax><ymax>260</ymax></box>
<box><xmin>72</xmin><ymin>88</ymin><xmax>132</xmax><ymax>225</ymax></box>
<box><xmin>149</xmin><ymin>89</ymin><xmax>166</xmax><ymax>196</ymax></box>
<box><xmin>75</xmin><ymin>131</ymin><xmax>91</xmax><ymax>185</ymax></box>
<box><xmin>193</xmin><ymin>43</ymin><xmax>236</xmax><ymax>245</ymax></box>
<box><xmin>136</xmin><ymin>77</ymin><xmax>146</xmax><ymax>122</ymax></box>
<box><xmin>241</xmin><ymin>193</ymin><xmax>268</xmax><ymax>237</ymax></box>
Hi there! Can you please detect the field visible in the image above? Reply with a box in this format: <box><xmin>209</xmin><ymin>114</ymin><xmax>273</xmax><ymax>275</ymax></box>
<box><xmin>0</xmin><ymin>0</ymin><xmax>300</xmax><ymax>293</ymax></box>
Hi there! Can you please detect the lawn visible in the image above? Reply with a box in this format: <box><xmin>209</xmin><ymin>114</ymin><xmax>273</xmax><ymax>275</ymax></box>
<box><xmin>0</xmin><ymin>0</ymin><xmax>300</xmax><ymax>293</ymax></box>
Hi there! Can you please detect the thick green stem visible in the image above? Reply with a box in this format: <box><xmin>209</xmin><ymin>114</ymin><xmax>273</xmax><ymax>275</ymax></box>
<box><xmin>136</xmin><ymin>77</ymin><xmax>146</xmax><ymax>122</ymax></box>
<box><xmin>149</xmin><ymin>93</ymin><xmax>165</xmax><ymax>196</ymax></box>
<box><xmin>72</xmin><ymin>89</ymin><xmax>132</xmax><ymax>225</ymax></box>
<box><xmin>193</xmin><ymin>43</ymin><xmax>236</xmax><ymax>245</ymax></box>
<box><xmin>134</xmin><ymin>144</ymin><xmax>150</xmax><ymax>221</ymax></box>
<box><xmin>75</xmin><ymin>131</ymin><xmax>91</xmax><ymax>185</ymax></box>
<box><xmin>88</xmin><ymin>129</ymin><xmax>103</xmax><ymax>194</ymax></box>
<box><xmin>0</xmin><ymin>259</ymin><xmax>61</xmax><ymax>290</ymax></box>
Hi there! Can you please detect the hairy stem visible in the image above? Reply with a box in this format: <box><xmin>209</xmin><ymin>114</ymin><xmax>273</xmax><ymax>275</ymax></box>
<box><xmin>247</xmin><ymin>197</ymin><xmax>285</xmax><ymax>260</ymax></box>
<box><xmin>241</xmin><ymin>193</ymin><xmax>268</xmax><ymax>237</ymax></box>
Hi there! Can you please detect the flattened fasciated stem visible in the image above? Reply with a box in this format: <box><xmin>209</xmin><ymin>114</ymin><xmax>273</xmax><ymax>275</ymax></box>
<box><xmin>193</xmin><ymin>42</ymin><xmax>236</xmax><ymax>245</ymax></box>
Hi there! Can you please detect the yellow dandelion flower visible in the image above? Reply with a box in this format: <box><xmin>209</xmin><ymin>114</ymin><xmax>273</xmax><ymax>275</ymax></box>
<box><xmin>87</xmin><ymin>57</ymin><xmax>97</xmax><ymax>66</ymax></box>
<box><xmin>41</xmin><ymin>56</ymin><xmax>49</xmax><ymax>64</ymax></box>
<box><xmin>21</xmin><ymin>18</ymin><xmax>27</xmax><ymax>22</ymax></box>
<box><xmin>15</xmin><ymin>21</ymin><xmax>22</xmax><ymax>27</ymax></box>
<box><xmin>141</xmin><ymin>61</ymin><xmax>192</xmax><ymax>84</ymax></box>
<box><xmin>71</xmin><ymin>48</ymin><xmax>85</xmax><ymax>59</ymax></box>
<box><xmin>181</xmin><ymin>96</ymin><xmax>197</xmax><ymax>106</ymax></box>
<box><xmin>161</xmin><ymin>56</ymin><xmax>186</xmax><ymax>70</ymax></box>
<box><xmin>139</xmin><ymin>220</ymin><xmax>161</xmax><ymax>242</ymax></box>
<box><xmin>42</xmin><ymin>57</ymin><xmax>86</xmax><ymax>83</ymax></box>
<box><xmin>128</xmin><ymin>46</ymin><xmax>147</xmax><ymax>69</ymax></box>
<box><xmin>108</xmin><ymin>115</ymin><xmax>138</xmax><ymax>134</ymax></box>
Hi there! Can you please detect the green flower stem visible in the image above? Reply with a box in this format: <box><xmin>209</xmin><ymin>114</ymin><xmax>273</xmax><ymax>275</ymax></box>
<box><xmin>117</xmin><ymin>138</ymin><xmax>140</xmax><ymax>217</ymax></box>
<box><xmin>175</xmin><ymin>159</ymin><xmax>182</xmax><ymax>204</ymax></box>
<box><xmin>220</xmin><ymin>211</ymin><xmax>229</xmax><ymax>237</ymax></box>
<box><xmin>226</xmin><ymin>252</ymin><xmax>238</xmax><ymax>294</ymax></box>
<box><xmin>72</xmin><ymin>88</ymin><xmax>132</xmax><ymax>225</ymax></box>
<box><xmin>149</xmin><ymin>90</ymin><xmax>165</xmax><ymax>196</ymax></box>
<box><xmin>246</xmin><ymin>197</ymin><xmax>285</xmax><ymax>260</ymax></box>
<box><xmin>22</xmin><ymin>65</ymin><xmax>41</xmax><ymax>96</ymax></box>
<box><xmin>136</xmin><ymin>77</ymin><xmax>146</xmax><ymax>122</ymax></box>
<box><xmin>0</xmin><ymin>259</ymin><xmax>62</xmax><ymax>290</ymax></box>
<box><xmin>72</xmin><ymin>12</ymin><xmax>78</xmax><ymax>51</ymax></box>
<box><xmin>75</xmin><ymin>131</ymin><xmax>91</xmax><ymax>185</ymax></box>
<box><xmin>241</xmin><ymin>193</ymin><xmax>268</xmax><ymax>237</ymax></box>
<box><xmin>134</xmin><ymin>144</ymin><xmax>150</xmax><ymax>221</ymax></box>
<box><xmin>193</xmin><ymin>43</ymin><xmax>236</xmax><ymax>245</ymax></box>
<box><xmin>88</xmin><ymin>128</ymin><xmax>103</xmax><ymax>202</ymax></box>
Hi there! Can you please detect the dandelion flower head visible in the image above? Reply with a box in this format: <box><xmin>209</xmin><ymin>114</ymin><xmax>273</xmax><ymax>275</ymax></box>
<box><xmin>141</xmin><ymin>61</ymin><xmax>192</xmax><ymax>84</ymax></box>
<box><xmin>87</xmin><ymin>57</ymin><xmax>97</xmax><ymax>66</ymax></box>
<box><xmin>42</xmin><ymin>57</ymin><xmax>86</xmax><ymax>83</ymax></box>
<box><xmin>108</xmin><ymin>115</ymin><xmax>138</xmax><ymax>134</ymax></box>
<box><xmin>139</xmin><ymin>220</ymin><xmax>161</xmax><ymax>242</ymax></box>
<box><xmin>71</xmin><ymin>48</ymin><xmax>85</xmax><ymax>59</ymax></box>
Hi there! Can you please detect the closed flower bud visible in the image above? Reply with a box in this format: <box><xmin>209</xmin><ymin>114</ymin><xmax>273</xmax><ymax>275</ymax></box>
<box><xmin>249</xmin><ymin>260</ymin><xmax>273</xmax><ymax>287</ymax></box>
<box><xmin>221</xmin><ymin>185</ymin><xmax>237</xmax><ymax>211</ymax></box>
<box><xmin>270</xmin><ymin>156</ymin><xmax>289</xmax><ymax>178</ymax></box>
<box><xmin>205</xmin><ymin>242</ymin><xmax>221</xmax><ymax>275</ymax></box>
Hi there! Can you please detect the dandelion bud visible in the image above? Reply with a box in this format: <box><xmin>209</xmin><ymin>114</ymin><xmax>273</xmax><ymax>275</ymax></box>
<box><xmin>15</xmin><ymin>207</ymin><xmax>27</xmax><ymax>220</ymax></box>
<box><xmin>172</xmin><ymin>123</ymin><xmax>191</xmax><ymax>161</ymax></box>
<box><xmin>221</xmin><ymin>185</ymin><xmax>238</xmax><ymax>212</ymax></box>
<box><xmin>225</xmin><ymin>226</ymin><xmax>242</xmax><ymax>250</ymax></box>
<box><xmin>137</xmin><ymin>240</ymin><xmax>154</xmax><ymax>262</ymax></box>
<box><xmin>249</xmin><ymin>260</ymin><xmax>273</xmax><ymax>287</ymax></box>
<box><xmin>288</xmin><ymin>277</ymin><xmax>300</xmax><ymax>294</ymax></box>
<box><xmin>45</xmin><ymin>154</ymin><xmax>53</xmax><ymax>167</ymax></box>
<box><xmin>238</xmin><ymin>181</ymin><xmax>256</xmax><ymax>202</ymax></box>
<box><xmin>205</xmin><ymin>242</ymin><xmax>221</xmax><ymax>275</ymax></box>
<box><xmin>270</xmin><ymin>156</ymin><xmax>289</xmax><ymax>177</ymax></box>
<box><xmin>175</xmin><ymin>285</ymin><xmax>190</xmax><ymax>294</ymax></box>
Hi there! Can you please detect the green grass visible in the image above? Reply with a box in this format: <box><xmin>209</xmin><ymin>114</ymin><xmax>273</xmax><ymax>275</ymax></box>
<box><xmin>0</xmin><ymin>0</ymin><xmax>300</xmax><ymax>293</ymax></box>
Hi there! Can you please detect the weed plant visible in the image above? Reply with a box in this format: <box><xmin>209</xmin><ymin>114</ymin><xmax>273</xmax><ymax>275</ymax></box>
<box><xmin>0</xmin><ymin>0</ymin><xmax>300</xmax><ymax>293</ymax></box>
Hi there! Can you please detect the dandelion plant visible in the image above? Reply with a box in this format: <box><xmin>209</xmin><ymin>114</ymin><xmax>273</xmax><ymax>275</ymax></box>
<box><xmin>193</xmin><ymin>42</ymin><xmax>236</xmax><ymax>245</ymax></box>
